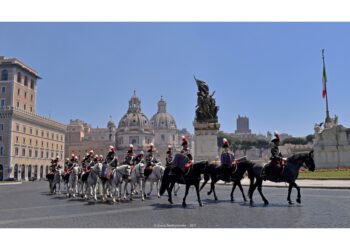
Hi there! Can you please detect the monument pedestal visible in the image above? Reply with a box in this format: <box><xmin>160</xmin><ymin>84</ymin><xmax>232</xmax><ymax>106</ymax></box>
<box><xmin>193</xmin><ymin>121</ymin><xmax>220</xmax><ymax>162</ymax></box>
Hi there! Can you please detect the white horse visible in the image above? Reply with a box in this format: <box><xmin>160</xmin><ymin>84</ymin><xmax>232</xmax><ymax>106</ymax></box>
<box><xmin>47</xmin><ymin>169</ymin><xmax>63</xmax><ymax>194</ymax></box>
<box><xmin>110</xmin><ymin>165</ymin><xmax>131</xmax><ymax>203</ymax></box>
<box><xmin>129</xmin><ymin>163</ymin><xmax>147</xmax><ymax>201</ymax></box>
<box><xmin>67</xmin><ymin>164</ymin><xmax>81</xmax><ymax>198</ymax></box>
<box><xmin>145</xmin><ymin>163</ymin><xmax>165</xmax><ymax>198</ymax></box>
<box><xmin>85</xmin><ymin>163</ymin><xmax>102</xmax><ymax>201</ymax></box>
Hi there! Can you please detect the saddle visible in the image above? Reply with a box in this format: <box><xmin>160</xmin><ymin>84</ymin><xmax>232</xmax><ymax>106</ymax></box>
<box><xmin>261</xmin><ymin>159</ymin><xmax>286</xmax><ymax>181</ymax></box>
<box><xmin>144</xmin><ymin>165</ymin><xmax>154</xmax><ymax>178</ymax></box>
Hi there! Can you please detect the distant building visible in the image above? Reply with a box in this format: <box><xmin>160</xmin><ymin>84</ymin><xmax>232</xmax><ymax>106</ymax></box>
<box><xmin>0</xmin><ymin>56</ymin><xmax>66</xmax><ymax>181</ymax></box>
<box><xmin>65</xmin><ymin>118</ymin><xmax>116</xmax><ymax>161</ymax></box>
<box><xmin>235</xmin><ymin>115</ymin><xmax>251</xmax><ymax>134</ymax></box>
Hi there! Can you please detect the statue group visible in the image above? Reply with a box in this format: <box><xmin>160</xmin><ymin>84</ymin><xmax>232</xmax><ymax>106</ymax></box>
<box><xmin>194</xmin><ymin>77</ymin><xmax>219</xmax><ymax>123</ymax></box>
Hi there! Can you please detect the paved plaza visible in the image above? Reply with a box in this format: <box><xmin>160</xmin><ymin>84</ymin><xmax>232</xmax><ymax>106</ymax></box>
<box><xmin>0</xmin><ymin>181</ymin><xmax>350</xmax><ymax>228</ymax></box>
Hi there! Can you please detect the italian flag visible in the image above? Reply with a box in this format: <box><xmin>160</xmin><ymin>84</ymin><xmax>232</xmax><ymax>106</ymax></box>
<box><xmin>322</xmin><ymin>62</ymin><xmax>327</xmax><ymax>98</ymax></box>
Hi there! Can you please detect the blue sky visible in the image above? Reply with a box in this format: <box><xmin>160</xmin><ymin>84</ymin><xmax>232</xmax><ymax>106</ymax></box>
<box><xmin>1</xmin><ymin>23</ymin><xmax>349</xmax><ymax>136</ymax></box>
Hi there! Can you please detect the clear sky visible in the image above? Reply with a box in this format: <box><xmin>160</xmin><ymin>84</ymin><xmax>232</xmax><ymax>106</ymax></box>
<box><xmin>1</xmin><ymin>23</ymin><xmax>349</xmax><ymax>136</ymax></box>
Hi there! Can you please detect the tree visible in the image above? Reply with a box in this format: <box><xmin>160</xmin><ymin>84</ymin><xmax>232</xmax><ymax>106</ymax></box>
<box><xmin>255</xmin><ymin>139</ymin><xmax>270</xmax><ymax>158</ymax></box>
<box><xmin>306</xmin><ymin>134</ymin><xmax>315</xmax><ymax>144</ymax></box>
<box><xmin>240</xmin><ymin>140</ymin><xmax>254</xmax><ymax>156</ymax></box>
<box><xmin>282</xmin><ymin>137</ymin><xmax>307</xmax><ymax>145</ymax></box>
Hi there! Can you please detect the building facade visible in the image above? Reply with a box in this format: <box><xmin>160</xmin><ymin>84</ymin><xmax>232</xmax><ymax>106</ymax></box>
<box><xmin>0</xmin><ymin>56</ymin><xmax>66</xmax><ymax>181</ymax></box>
<box><xmin>235</xmin><ymin>115</ymin><xmax>251</xmax><ymax>134</ymax></box>
<box><xmin>65</xmin><ymin>119</ymin><xmax>116</xmax><ymax>161</ymax></box>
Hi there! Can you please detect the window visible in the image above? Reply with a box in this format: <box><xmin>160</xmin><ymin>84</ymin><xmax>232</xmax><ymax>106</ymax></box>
<box><xmin>0</xmin><ymin>99</ymin><xmax>5</xmax><ymax>108</ymax></box>
<box><xmin>30</xmin><ymin>107</ymin><xmax>33</xmax><ymax>112</ymax></box>
<box><xmin>24</xmin><ymin>104</ymin><xmax>26</xmax><ymax>111</ymax></box>
<box><xmin>29</xmin><ymin>149</ymin><xmax>32</xmax><ymax>157</ymax></box>
<box><xmin>46</xmin><ymin>132</ymin><xmax>49</xmax><ymax>138</ymax></box>
<box><xmin>0</xmin><ymin>136</ymin><xmax>2</xmax><ymax>141</ymax></box>
<box><xmin>24</xmin><ymin>92</ymin><xmax>27</xmax><ymax>99</ymax></box>
<box><xmin>35</xmin><ymin>140</ymin><xmax>38</xmax><ymax>146</ymax></box>
<box><xmin>17</xmin><ymin>72</ymin><xmax>22</xmax><ymax>83</ymax></box>
<box><xmin>56</xmin><ymin>144</ymin><xmax>58</xmax><ymax>149</ymax></box>
<box><xmin>23</xmin><ymin>138</ymin><xmax>26</xmax><ymax>144</ymax></box>
<box><xmin>16</xmin><ymin>136</ymin><xmax>18</xmax><ymax>143</ymax></box>
<box><xmin>17</xmin><ymin>102</ymin><xmax>19</xmax><ymax>108</ymax></box>
<box><xmin>36</xmin><ymin>129</ymin><xmax>38</xmax><ymax>136</ymax></box>
<box><xmin>35</xmin><ymin>150</ymin><xmax>38</xmax><ymax>158</ymax></box>
<box><xmin>24</xmin><ymin>76</ymin><xmax>28</xmax><ymax>86</ymax></box>
<box><xmin>1</xmin><ymin>86</ymin><xmax>5</xmax><ymax>93</ymax></box>
<box><xmin>161</xmin><ymin>134</ymin><xmax>165</xmax><ymax>142</ymax></box>
<box><xmin>17</xmin><ymin>88</ymin><xmax>20</xmax><ymax>95</ymax></box>
<box><xmin>22</xmin><ymin>148</ymin><xmax>26</xmax><ymax>157</ymax></box>
<box><xmin>1</xmin><ymin>70</ymin><xmax>8</xmax><ymax>81</ymax></box>
<box><xmin>51</xmin><ymin>152</ymin><xmax>54</xmax><ymax>158</ymax></box>
<box><xmin>0</xmin><ymin>124</ymin><xmax>3</xmax><ymax>130</ymax></box>
<box><xmin>0</xmin><ymin>146</ymin><xmax>3</xmax><ymax>156</ymax></box>
<box><xmin>31</xmin><ymin>94</ymin><xmax>33</xmax><ymax>101</ymax></box>
<box><xmin>29</xmin><ymin>139</ymin><xmax>32</xmax><ymax>145</ymax></box>
<box><xmin>16</xmin><ymin>124</ymin><xmax>19</xmax><ymax>131</ymax></box>
<box><xmin>51</xmin><ymin>133</ymin><xmax>54</xmax><ymax>139</ymax></box>
<box><xmin>41</xmin><ymin>130</ymin><xmax>44</xmax><ymax>137</ymax></box>
<box><xmin>23</xmin><ymin>126</ymin><xmax>26</xmax><ymax>133</ymax></box>
<box><xmin>30</xmin><ymin>128</ymin><xmax>32</xmax><ymax>134</ymax></box>
<box><xmin>15</xmin><ymin>147</ymin><xmax>19</xmax><ymax>156</ymax></box>
<box><xmin>41</xmin><ymin>141</ymin><xmax>43</xmax><ymax>147</ymax></box>
<box><xmin>41</xmin><ymin>151</ymin><xmax>43</xmax><ymax>159</ymax></box>
<box><xmin>46</xmin><ymin>151</ymin><xmax>49</xmax><ymax>159</ymax></box>
<box><xmin>30</xmin><ymin>79</ymin><xmax>34</xmax><ymax>89</ymax></box>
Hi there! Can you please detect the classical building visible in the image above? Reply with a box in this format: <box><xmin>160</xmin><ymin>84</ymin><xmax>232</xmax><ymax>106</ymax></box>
<box><xmin>151</xmin><ymin>97</ymin><xmax>179</xmax><ymax>161</ymax></box>
<box><xmin>65</xmin><ymin>118</ymin><xmax>116</xmax><ymax>161</ymax></box>
<box><xmin>115</xmin><ymin>92</ymin><xmax>155</xmax><ymax>159</ymax></box>
<box><xmin>0</xmin><ymin>56</ymin><xmax>66</xmax><ymax>181</ymax></box>
<box><xmin>313</xmin><ymin>116</ymin><xmax>350</xmax><ymax>168</ymax></box>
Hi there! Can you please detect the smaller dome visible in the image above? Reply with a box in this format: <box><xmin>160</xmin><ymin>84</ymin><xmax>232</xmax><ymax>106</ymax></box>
<box><xmin>151</xmin><ymin>97</ymin><xmax>177</xmax><ymax>130</ymax></box>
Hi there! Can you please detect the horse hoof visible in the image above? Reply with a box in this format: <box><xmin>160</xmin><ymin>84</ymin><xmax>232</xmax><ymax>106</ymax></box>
<box><xmin>296</xmin><ymin>198</ymin><xmax>301</xmax><ymax>204</ymax></box>
<box><xmin>244</xmin><ymin>198</ymin><xmax>247</xmax><ymax>202</ymax></box>
<box><xmin>250</xmin><ymin>200</ymin><xmax>254</xmax><ymax>206</ymax></box>
<box><xmin>264</xmin><ymin>201</ymin><xmax>269</xmax><ymax>206</ymax></box>
<box><xmin>207</xmin><ymin>192</ymin><xmax>210</xmax><ymax>196</ymax></box>
<box><xmin>182</xmin><ymin>202</ymin><xmax>187</xmax><ymax>208</ymax></box>
<box><xmin>231</xmin><ymin>198</ymin><xmax>234</xmax><ymax>203</ymax></box>
<box><xmin>288</xmin><ymin>201</ymin><xmax>294</xmax><ymax>205</ymax></box>
<box><xmin>174</xmin><ymin>193</ymin><xmax>177</xmax><ymax>196</ymax></box>
<box><xmin>157</xmin><ymin>195</ymin><xmax>160</xmax><ymax>198</ymax></box>
<box><xmin>168</xmin><ymin>199</ymin><xmax>173</xmax><ymax>204</ymax></box>
<box><xmin>199</xmin><ymin>202</ymin><xmax>203</xmax><ymax>207</ymax></box>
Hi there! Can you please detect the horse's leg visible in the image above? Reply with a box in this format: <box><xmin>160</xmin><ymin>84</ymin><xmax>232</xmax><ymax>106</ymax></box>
<box><xmin>195</xmin><ymin>182</ymin><xmax>203</xmax><ymax>207</ymax></box>
<box><xmin>199</xmin><ymin>177</ymin><xmax>209</xmax><ymax>191</ymax></box>
<box><xmin>209</xmin><ymin>179</ymin><xmax>219</xmax><ymax>201</ymax></box>
<box><xmin>167</xmin><ymin>182</ymin><xmax>175</xmax><ymax>204</ymax></box>
<box><xmin>141</xmin><ymin>179</ymin><xmax>145</xmax><ymax>201</ymax></box>
<box><xmin>293</xmin><ymin>182</ymin><xmax>301</xmax><ymax>204</ymax></box>
<box><xmin>174</xmin><ymin>183</ymin><xmax>180</xmax><ymax>196</ymax></box>
<box><xmin>249</xmin><ymin>180</ymin><xmax>258</xmax><ymax>206</ymax></box>
<box><xmin>287</xmin><ymin>182</ymin><xmax>293</xmax><ymax>205</ymax></box>
<box><xmin>230</xmin><ymin>182</ymin><xmax>237</xmax><ymax>202</ymax></box>
<box><xmin>148</xmin><ymin>180</ymin><xmax>153</xmax><ymax>197</ymax></box>
<box><xmin>182</xmin><ymin>184</ymin><xmax>190</xmax><ymax>208</ymax></box>
<box><xmin>156</xmin><ymin>180</ymin><xmax>160</xmax><ymax>198</ymax></box>
<box><xmin>130</xmin><ymin>181</ymin><xmax>134</xmax><ymax>201</ymax></box>
<box><xmin>256</xmin><ymin>180</ymin><xmax>269</xmax><ymax>205</ymax></box>
<box><xmin>237</xmin><ymin>181</ymin><xmax>247</xmax><ymax>202</ymax></box>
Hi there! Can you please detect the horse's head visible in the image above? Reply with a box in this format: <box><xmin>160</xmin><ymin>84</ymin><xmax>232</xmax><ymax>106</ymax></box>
<box><xmin>304</xmin><ymin>150</ymin><xmax>316</xmax><ymax>172</ymax></box>
<box><xmin>137</xmin><ymin>163</ymin><xmax>145</xmax><ymax>177</ymax></box>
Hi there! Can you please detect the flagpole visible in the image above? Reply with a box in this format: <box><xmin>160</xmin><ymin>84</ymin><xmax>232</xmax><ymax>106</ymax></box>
<box><xmin>322</xmin><ymin>49</ymin><xmax>331</xmax><ymax>123</ymax></box>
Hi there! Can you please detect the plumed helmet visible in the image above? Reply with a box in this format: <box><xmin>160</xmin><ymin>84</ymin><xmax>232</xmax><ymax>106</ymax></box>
<box><xmin>74</xmin><ymin>156</ymin><xmax>78</xmax><ymax>160</ymax></box>
<box><xmin>71</xmin><ymin>154</ymin><xmax>75</xmax><ymax>158</ymax></box>
<box><xmin>223</xmin><ymin>138</ymin><xmax>230</xmax><ymax>148</ymax></box>
<box><xmin>129</xmin><ymin>144</ymin><xmax>134</xmax><ymax>149</ymax></box>
<box><xmin>109</xmin><ymin>145</ymin><xmax>115</xmax><ymax>152</ymax></box>
<box><xmin>99</xmin><ymin>154</ymin><xmax>103</xmax><ymax>159</ymax></box>
<box><xmin>271</xmin><ymin>131</ymin><xmax>280</xmax><ymax>142</ymax></box>
<box><xmin>168</xmin><ymin>145</ymin><xmax>172</xmax><ymax>149</ymax></box>
<box><xmin>140</xmin><ymin>151</ymin><xmax>144</xmax><ymax>155</ymax></box>
<box><xmin>89</xmin><ymin>150</ymin><xmax>94</xmax><ymax>155</ymax></box>
<box><xmin>181</xmin><ymin>136</ymin><xmax>188</xmax><ymax>147</ymax></box>
<box><xmin>56</xmin><ymin>155</ymin><xmax>60</xmax><ymax>159</ymax></box>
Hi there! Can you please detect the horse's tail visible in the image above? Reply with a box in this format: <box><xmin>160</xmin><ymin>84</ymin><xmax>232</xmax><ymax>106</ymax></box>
<box><xmin>159</xmin><ymin>167</ymin><xmax>171</xmax><ymax>196</ymax></box>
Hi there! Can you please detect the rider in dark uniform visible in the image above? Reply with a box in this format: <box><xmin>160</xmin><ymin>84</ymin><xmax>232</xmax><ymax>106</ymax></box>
<box><xmin>123</xmin><ymin>144</ymin><xmax>135</xmax><ymax>166</ymax></box>
<box><xmin>220</xmin><ymin>138</ymin><xmax>236</xmax><ymax>179</ymax></box>
<box><xmin>165</xmin><ymin>145</ymin><xmax>173</xmax><ymax>167</ymax></box>
<box><xmin>145</xmin><ymin>143</ymin><xmax>158</xmax><ymax>178</ymax></box>
<box><xmin>106</xmin><ymin>146</ymin><xmax>118</xmax><ymax>169</ymax></box>
<box><xmin>182</xmin><ymin>136</ymin><xmax>193</xmax><ymax>173</ymax></box>
<box><xmin>270</xmin><ymin>132</ymin><xmax>284</xmax><ymax>179</ymax></box>
<box><xmin>133</xmin><ymin>151</ymin><xmax>145</xmax><ymax>165</ymax></box>
<box><xmin>262</xmin><ymin>132</ymin><xmax>284</xmax><ymax>180</ymax></box>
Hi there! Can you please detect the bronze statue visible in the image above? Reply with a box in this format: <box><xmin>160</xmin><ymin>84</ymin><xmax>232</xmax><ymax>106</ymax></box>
<box><xmin>194</xmin><ymin>76</ymin><xmax>219</xmax><ymax>123</ymax></box>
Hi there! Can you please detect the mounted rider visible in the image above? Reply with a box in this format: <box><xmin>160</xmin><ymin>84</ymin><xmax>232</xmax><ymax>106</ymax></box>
<box><xmin>262</xmin><ymin>132</ymin><xmax>284</xmax><ymax>180</ymax></box>
<box><xmin>49</xmin><ymin>156</ymin><xmax>60</xmax><ymax>173</ymax></box>
<box><xmin>123</xmin><ymin>144</ymin><xmax>135</xmax><ymax>166</ymax></box>
<box><xmin>145</xmin><ymin>143</ymin><xmax>158</xmax><ymax>178</ymax></box>
<box><xmin>106</xmin><ymin>145</ymin><xmax>118</xmax><ymax>168</ymax></box>
<box><xmin>220</xmin><ymin>138</ymin><xmax>236</xmax><ymax>178</ymax></box>
<box><xmin>165</xmin><ymin>145</ymin><xmax>173</xmax><ymax>167</ymax></box>
<box><xmin>133</xmin><ymin>151</ymin><xmax>145</xmax><ymax>165</ymax></box>
<box><xmin>172</xmin><ymin>136</ymin><xmax>193</xmax><ymax>179</ymax></box>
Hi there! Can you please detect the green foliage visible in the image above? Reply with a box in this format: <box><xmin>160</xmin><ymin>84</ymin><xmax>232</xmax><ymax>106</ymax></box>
<box><xmin>282</xmin><ymin>137</ymin><xmax>307</xmax><ymax>145</ymax></box>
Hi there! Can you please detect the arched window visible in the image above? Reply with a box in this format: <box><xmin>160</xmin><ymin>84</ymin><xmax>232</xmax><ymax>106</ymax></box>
<box><xmin>1</xmin><ymin>70</ymin><xmax>8</xmax><ymax>81</ymax></box>
<box><xmin>24</xmin><ymin>76</ymin><xmax>28</xmax><ymax>86</ymax></box>
<box><xmin>40</xmin><ymin>165</ymin><xmax>43</xmax><ymax>179</ymax></box>
<box><xmin>0</xmin><ymin>165</ymin><xmax>3</xmax><ymax>181</ymax></box>
<box><xmin>14</xmin><ymin>165</ymin><xmax>19</xmax><ymax>180</ymax></box>
<box><xmin>21</xmin><ymin>165</ymin><xmax>26</xmax><ymax>180</ymax></box>
<box><xmin>17</xmin><ymin>72</ymin><xmax>22</xmax><ymax>83</ymax></box>
<box><xmin>30</xmin><ymin>79</ymin><xmax>34</xmax><ymax>89</ymax></box>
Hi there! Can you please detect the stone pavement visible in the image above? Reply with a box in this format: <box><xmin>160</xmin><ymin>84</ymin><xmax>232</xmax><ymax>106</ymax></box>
<box><xmin>216</xmin><ymin>178</ymin><xmax>350</xmax><ymax>189</ymax></box>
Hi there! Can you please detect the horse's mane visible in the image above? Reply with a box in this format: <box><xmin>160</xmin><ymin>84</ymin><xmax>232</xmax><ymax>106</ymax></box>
<box><xmin>287</xmin><ymin>152</ymin><xmax>310</xmax><ymax>162</ymax></box>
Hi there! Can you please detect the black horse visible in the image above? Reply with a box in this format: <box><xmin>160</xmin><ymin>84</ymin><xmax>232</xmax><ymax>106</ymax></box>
<box><xmin>200</xmin><ymin>160</ymin><xmax>254</xmax><ymax>202</ymax></box>
<box><xmin>248</xmin><ymin>151</ymin><xmax>315</xmax><ymax>205</ymax></box>
<box><xmin>160</xmin><ymin>161</ymin><xmax>209</xmax><ymax>208</ymax></box>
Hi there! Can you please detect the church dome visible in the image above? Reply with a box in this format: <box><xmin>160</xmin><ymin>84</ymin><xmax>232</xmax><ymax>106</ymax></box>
<box><xmin>117</xmin><ymin>91</ymin><xmax>152</xmax><ymax>131</ymax></box>
<box><xmin>151</xmin><ymin>97</ymin><xmax>177</xmax><ymax>130</ymax></box>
